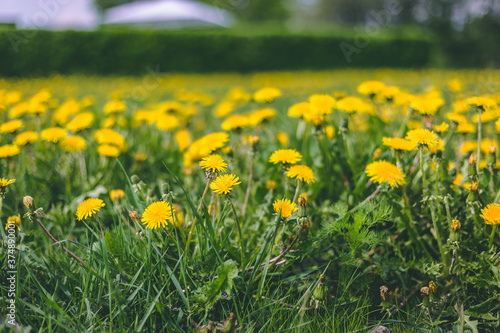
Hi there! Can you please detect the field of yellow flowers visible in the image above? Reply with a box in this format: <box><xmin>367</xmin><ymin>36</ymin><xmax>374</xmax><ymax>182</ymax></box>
<box><xmin>1</xmin><ymin>69</ymin><xmax>500</xmax><ymax>332</ymax></box>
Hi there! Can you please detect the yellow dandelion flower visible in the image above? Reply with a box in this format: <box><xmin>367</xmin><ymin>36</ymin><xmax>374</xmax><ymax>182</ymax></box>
<box><xmin>199</xmin><ymin>154</ymin><xmax>227</xmax><ymax>173</ymax></box>
<box><xmin>15</xmin><ymin>131</ymin><xmax>39</xmax><ymax>146</ymax></box>
<box><xmin>0</xmin><ymin>144</ymin><xmax>20</xmax><ymax>158</ymax></box>
<box><xmin>104</xmin><ymin>99</ymin><xmax>126</xmax><ymax>114</ymax></box>
<box><xmin>93</xmin><ymin>128</ymin><xmax>126</xmax><ymax>151</ymax></box>
<box><xmin>76</xmin><ymin>198</ymin><xmax>105</xmax><ymax>220</ymax></box>
<box><xmin>254</xmin><ymin>87</ymin><xmax>282</xmax><ymax>103</ymax></box>
<box><xmin>325</xmin><ymin>125</ymin><xmax>335</xmax><ymax>139</ymax></box>
<box><xmin>366</xmin><ymin>161</ymin><xmax>406</xmax><ymax>188</ymax></box>
<box><xmin>451</xmin><ymin>219</ymin><xmax>461</xmax><ymax>231</ymax></box>
<box><xmin>221</xmin><ymin>115</ymin><xmax>250</xmax><ymax>131</ymax></box>
<box><xmin>480</xmin><ymin>139</ymin><xmax>497</xmax><ymax>154</ymax></box>
<box><xmin>467</xmin><ymin>96</ymin><xmax>497</xmax><ymax>111</ymax></box>
<box><xmin>185</xmin><ymin>132</ymin><xmax>229</xmax><ymax>164</ymax></box>
<box><xmin>405</xmin><ymin>129</ymin><xmax>438</xmax><ymax>148</ymax></box>
<box><xmin>309</xmin><ymin>94</ymin><xmax>335</xmax><ymax>115</ymax></box>
<box><xmin>453</xmin><ymin>100</ymin><xmax>468</xmax><ymax>113</ymax></box>
<box><xmin>141</xmin><ymin>201</ymin><xmax>174</xmax><ymax>229</ymax></box>
<box><xmin>380</xmin><ymin>86</ymin><xmax>400</xmax><ymax>101</ymax></box>
<box><xmin>175</xmin><ymin>129</ymin><xmax>191</xmax><ymax>152</ymax></box>
<box><xmin>61</xmin><ymin>136</ymin><xmax>87</xmax><ymax>153</ymax></box>
<box><xmin>110</xmin><ymin>189</ymin><xmax>125</xmax><ymax>202</ymax></box>
<box><xmin>480</xmin><ymin>203</ymin><xmax>500</xmax><ymax>225</ymax></box>
<box><xmin>286</xmin><ymin>165</ymin><xmax>315</xmax><ymax>183</ymax></box>
<box><xmin>0</xmin><ymin>178</ymin><xmax>16</xmax><ymax>187</ymax></box>
<box><xmin>266</xmin><ymin>180</ymin><xmax>277</xmax><ymax>190</ymax></box>
<box><xmin>134</xmin><ymin>152</ymin><xmax>147</xmax><ymax>162</ymax></box>
<box><xmin>66</xmin><ymin>112</ymin><xmax>95</xmax><ymax>132</ymax></box>
<box><xmin>52</xmin><ymin>100</ymin><xmax>80</xmax><ymax>125</ymax></box>
<box><xmin>214</xmin><ymin>101</ymin><xmax>235</xmax><ymax>118</ymax></box>
<box><xmin>269</xmin><ymin>149</ymin><xmax>302</xmax><ymax>165</ymax></box>
<box><xmin>446</xmin><ymin>112</ymin><xmax>467</xmax><ymax>124</ymax></box>
<box><xmin>336</xmin><ymin>96</ymin><xmax>373</xmax><ymax>114</ymax></box>
<box><xmin>41</xmin><ymin>127</ymin><xmax>67</xmax><ymax>143</ymax></box>
<box><xmin>288</xmin><ymin>102</ymin><xmax>311</xmax><ymax>118</ymax></box>
<box><xmin>210</xmin><ymin>174</ymin><xmax>241</xmax><ymax>195</ymax></box>
<box><xmin>156</xmin><ymin>114</ymin><xmax>180</xmax><ymax>131</ymax></box>
<box><xmin>247</xmin><ymin>108</ymin><xmax>276</xmax><ymax>126</ymax></box>
<box><xmin>0</xmin><ymin>120</ymin><xmax>23</xmax><ymax>133</ymax></box>
<box><xmin>273</xmin><ymin>198</ymin><xmax>298</xmax><ymax>220</ymax></box>
<box><xmin>357</xmin><ymin>80</ymin><xmax>385</xmax><ymax>97</ymax></box>
<box><xmin>433</xmin><ymin>122</ymin><xmax>449</xmax><ymax>133</ymax></box>
<box><xmin>456</xmin><ymin>122</ymin><xmax>475</xmax><ymax>134</ymax></box>
<box><xmin>277</xmin><ymin>131</ymin><xmax>289</xmax><ymax>146</ymax></box>
<box><xmin>460</xmin><ymin>141</ymin><xmax>477</xmax><ymax>155</ymax></box>
<box><xmin>98</xmin><ymin>144</ymin><xmax>121</xmax><ymax>157</ymax></box>
<box><xmin>447</xmin><ymin>79</ymin><xmax>462</xmax><ymax>92</ymax></box>
<box><xmin>410</xmin><ymin>97</ymin><xmax>444</xmax><ymax>116</ymax></box>
<box><xmin>5</xmin><ymin>215</ymin><xmax>21</xmax><ymax>230</ymax></box>
<box><xmin>227</xmin><ymin>87</ymin><xmax>251</xmax><ymax>102</ymax></box>
<box><xmin>382</xmin><ymin>137</ymin><xmax>416</xmax><ymax>151</ymax></box>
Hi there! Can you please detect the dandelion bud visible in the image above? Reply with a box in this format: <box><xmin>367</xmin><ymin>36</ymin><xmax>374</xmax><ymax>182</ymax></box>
<box><xmin>429</xmin><ymin>281</ymin><xmax>437</xmax><ymax>293</ymax></box>
<box><xmin>131</xmin><ymin>175</ymin><xmax>140</xmax><ymax>184</ymax></box>
<box><xmin>23</xmin><ymin>196</ymin><xmax>34</xmax><ymax>209</ymax></box>
<box><xmin>435</xmin><ymin>149</ymin><xmax>442</xmax><ymax>159</ymax></box>
<box><xmin>451</xmin><ymin>219</ymin><xmax>461</xmax><ymax>231</ymax></box>
<box><xmin>487</xmin><ymin>145</ymin><xmax>496</xmax><ymax>170</ymax></box>
<box><xmin>129</xmin><ymin>210</ymin><xmax>140</xmax><ymax>222</ymax></box>
<box><xmin>450</xmin><ymin>218</ymin><xmax>461</xmax><ymax>241</ymax></box>
<box><xmin>249</xmin><ymin>135</ymin><xmax>260</xmax><ymax>148</ymax></box>
<box><xmin>469</xmin><ymin>154</ymin><xmax>477</xmax><ymax>165</ymax></box>
<box><xmin>266</xmin><ymin>180</ymin><xmax>277</xmax><ymax>190</ymax></box>
<box><xmin>380</xmin><ymin>286</ymin><xmax>388</xmax><ymax>300</ymax></box>
<box><xmin>340</xmin><ymin>118</ymin><xmax>349</xmax><ymax>133</ymax></box>
<box><xmin>373</xmin><ymin>148</ymin><xmax>382</xmax><ymax>159</ymax></box>
<box><xmin>420</xmin><ymin>286</ymin><xmax>430</xmax><ymax>307</ymax></box>
<box><xmin>470</xmin><ymin>180</ymin><xmax>479</xmax><ymax>192</ymax></box>
<box><xmin>298</xmin><ymin>193</ymin><xmax>308</xmax><ymax>207</ymax></box>
<box><xmin>324</xmin><ymin>125</ymin><xmax>335</xmax><ymax>139</ymax></box>
<box><xmin>468</xmin><ymin>154</ymin><xmax>477</xmax><ymax>179</ymax></box>
<box><xmin>109</xmin><ymin>189</ymin><xmax>125</xmax><ymax>202</ymax></box>
<box><xmin>161</xmin><ymin>182</ymin><xmax>170</xmax><ymax>195</ymax></box>
<box><xmin>313</xmin><ymin>116</ymin><xmax>324</xmax><ymax>130</ymax></box>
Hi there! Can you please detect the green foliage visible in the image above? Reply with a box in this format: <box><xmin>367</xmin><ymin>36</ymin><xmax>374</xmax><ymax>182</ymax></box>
<box><xmin>0</xmin><ymin>29</ymin><xmax>433</xmax><ymax>76</ymax></box>
<box><xmin>192</xmin><ymin>259</ymin><xmax>238</xmax><ymax>311</ymax></box>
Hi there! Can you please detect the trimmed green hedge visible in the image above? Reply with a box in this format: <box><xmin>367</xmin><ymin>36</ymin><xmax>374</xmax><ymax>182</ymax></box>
<box><xmin>0</xmin><ymin>29</ymin><xmax>434</xmax><ymax>76</ymax></box>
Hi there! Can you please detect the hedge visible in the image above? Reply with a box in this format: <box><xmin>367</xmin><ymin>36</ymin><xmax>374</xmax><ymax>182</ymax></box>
<box><xmin>0</xmin><ymin>29</ymin><xmax>434</xmax><ymax>76</ymax></box>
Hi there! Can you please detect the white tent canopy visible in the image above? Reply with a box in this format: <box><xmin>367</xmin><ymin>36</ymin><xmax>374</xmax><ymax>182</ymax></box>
<box><xmin>103</xmin><ymin>0</ymin><xmax>234</xmax><ymax>28</ymax></box>
<box><xmin>0</xmin><ymin>0</ymin><xmax>234</xmax><ymax>30</ymax></box>
<box><xmin>0</xmin><ymin>0</ymin><xmax>99</xmax><ymax>30</ymax></box>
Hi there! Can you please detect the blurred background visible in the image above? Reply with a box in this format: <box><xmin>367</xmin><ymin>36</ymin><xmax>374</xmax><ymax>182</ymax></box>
<box><xmin>1</xmin><ymin>0</ymin><xmax>499</xmax><ymax>75</ymax></box>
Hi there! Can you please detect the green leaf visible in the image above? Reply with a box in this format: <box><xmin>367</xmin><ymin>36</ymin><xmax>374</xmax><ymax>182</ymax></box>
<box><xmin>192</xmin><ymin>259</ymin><xmax>239</xmax><ymax>310</ymax></box>
<box><xmin>104</xmin><ymin>231</ymin><xmax>123</xmax><ymax>258</ymax></box>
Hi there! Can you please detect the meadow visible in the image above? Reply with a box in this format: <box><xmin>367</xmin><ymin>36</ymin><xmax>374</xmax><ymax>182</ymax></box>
<box><xmin>1</xmin><ymin>69</ymin><xmax>500</xmax><ymax>332</ymax></box>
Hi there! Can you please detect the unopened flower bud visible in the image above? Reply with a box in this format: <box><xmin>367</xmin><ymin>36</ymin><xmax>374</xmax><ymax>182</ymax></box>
<box><xmin>298</xmin><ymin>193</ymin><xmax>308</xmax><ymax>207</ymax></box>
<box><xmin>451</xmin><ymin>219</ymin><xmax>461</xmax><ymax>231</ymax></box>
<box><xmin>266</xmin><ymin>180</ymin><xmax>277</xmax><ymax>190</ymax></box>
<box><xmin>380</xmin><ymin>286</ymin><xmax>388</xmax><ymax>299</ymax></box>
<box><xmin>249</xmin><ymin>135</ymin><xmax>260</xmax><ymax>148</ymax></box>
<box><xmin>161</xmin><ymin>182</ymin><xmax>170</xmax><ymax>195</ymax></box>
<box><xmin>340</xmin><ymin>118</ymin><xmax>349</xmax><ymax>133</ymax></box>
<box><xmin>131</xmin><ymin>175</ymin><xmax>140</xmax><ymax>184</ymax></box>
<box><xmin>429</xmin><ymin>281</ymin><xmax>437</xmax><ymax>293</ymax></box>
<box><xmin>373</xmin><ymin>148</ymin><xmax>382</xmax><ymax>159</ymax></box>
<box><xmin>129</xmin><ymin>210</ymin><xmax>140</xmax><ymax>222</ymax></box>
<box><xmin>23</xmin><ymin>196</ymin><xmax>34</xmax><ymax>209</ymax></box>
<box><xmin>468</xmin><ymin>154</ymin><xmax>477</xmax><ymax>179</ymax></box>
<box><xmin>420</xmin><ymin>286</ymin><xmax>429</xmax><ymax>296</ymax></box>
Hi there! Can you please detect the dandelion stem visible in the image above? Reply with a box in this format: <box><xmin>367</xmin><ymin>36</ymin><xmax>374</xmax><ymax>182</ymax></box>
<box><xmin>421</xmin><ymin>148</ymin><xmax>448</xmax><ymax>266</ymax></box>
<box><xmin>242</xmin><ymin>154</ymin><xmax>254</xmax><ymax>218</ymax></box>
<box><xmin>488</xmin><ymin>225</ymin><xmax>497</xmax><ymax>248</ymax></box>
<box><xmin>229</xmin><ymin>198</ymin><xmax>245</xmax><ymax>267</ymax></box>
<box><xmin>292</xmin><ymin>180</ymin><xmax>300</xmax><ymax>203</ymax></box>
<box><xmin>36</xmin><ymin>217</ymin><xmax>89</xmax><ymax>269</ymax></box>
<box><xmin>348</xmin><ymin>185</ymin><xmax>381</xmax><ymax>214</ymax></box>
<box><xmin>184</xmin><ymin>179</ymin><xmax>211</xmax><ymax>258</ymax></box>
<box><xmin>477</xmin><ymin>108</ymin><xmax>482</xmax><ymax>173</ymax></box>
